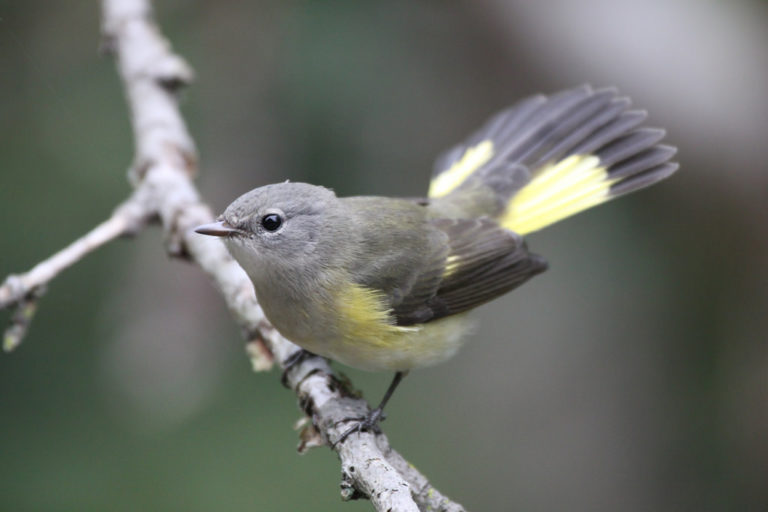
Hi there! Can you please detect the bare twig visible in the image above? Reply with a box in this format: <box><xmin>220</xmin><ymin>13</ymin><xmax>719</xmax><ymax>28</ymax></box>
<box><xmin>1</xmin><ymin>1</ymin><xmax>468</xmax><ymax>510</ymax></box>
<box><xmin>0</xmin><ymin>191</ymin><xmax>152</xmax><ymax>350</ymax></box>
<box><xmin>3</xmin><ymin>287</ymin><xmax>43</xmax><ymax>352</ymax></box>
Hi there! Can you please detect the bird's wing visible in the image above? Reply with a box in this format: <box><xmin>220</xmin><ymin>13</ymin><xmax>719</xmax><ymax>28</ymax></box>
<box><xmin>392</xmin><ymin>217</ymin><xmax>548</xmax><ymax>326</ymax></box>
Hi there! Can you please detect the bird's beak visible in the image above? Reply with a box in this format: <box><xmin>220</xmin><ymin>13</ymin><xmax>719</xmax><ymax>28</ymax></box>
<box><xmin>194</xmin><ymin>220</ymin><xmax>241</xmax><ymax>237</ymax></box>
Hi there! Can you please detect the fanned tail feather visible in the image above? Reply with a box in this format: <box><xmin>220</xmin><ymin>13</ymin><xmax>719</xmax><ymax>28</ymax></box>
<box><xmin>428</xmin><ymin>85</ymin><xmax>678</xmax><ymax>235</ymax></box>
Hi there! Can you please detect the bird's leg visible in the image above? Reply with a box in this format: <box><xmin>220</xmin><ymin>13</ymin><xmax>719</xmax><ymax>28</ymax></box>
<box><xmin>333</xmin><ymin>371</ymin><xmax>409</xmax><ymax>447</ymax></box>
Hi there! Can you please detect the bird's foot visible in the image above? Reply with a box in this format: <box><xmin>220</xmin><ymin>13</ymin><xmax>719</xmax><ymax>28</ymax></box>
<box><xmin>332</xmin><ymin>408</ymin><xmax>387</xmax><ymax>448</ymax></box>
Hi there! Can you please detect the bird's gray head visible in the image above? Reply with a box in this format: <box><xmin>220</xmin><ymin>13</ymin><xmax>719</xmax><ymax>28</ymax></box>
<box><xmin>195</xmin><ymin>182</ymin><xmax>343</xmax><ymax>275</ymax></box>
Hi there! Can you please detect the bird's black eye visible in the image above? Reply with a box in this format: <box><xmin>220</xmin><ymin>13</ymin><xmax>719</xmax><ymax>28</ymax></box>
<box><xmin>261</xmin><ymin>213</ymin><xmax>282</xmax><ymax>232</ymax></box>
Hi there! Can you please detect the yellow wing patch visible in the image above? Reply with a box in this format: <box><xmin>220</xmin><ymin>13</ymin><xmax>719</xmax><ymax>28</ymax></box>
<box><xmin>500</xmin><ymin>154</ymin><xmax>618</xmax><ymax>235</ymax></box>
<box><xmin>428</xmin><ymin>140</ymin><xmax>494</xmax><ymax>198</ymax></box>
<box><xmin>443</xmin><ymin>254</ymin><xmax>462</xmax><ymax>278</ymax></box>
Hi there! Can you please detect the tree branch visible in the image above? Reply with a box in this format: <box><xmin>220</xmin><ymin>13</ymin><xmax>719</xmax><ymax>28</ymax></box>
<box><xmin>0</xmin><ymin>191</ymin><xmax>152</xmax><ymax>351</ymax></box>
<box><xmin>1</xmin><ymin>1</ymin><xmax>467</xmax><ymax>510</ymax></box>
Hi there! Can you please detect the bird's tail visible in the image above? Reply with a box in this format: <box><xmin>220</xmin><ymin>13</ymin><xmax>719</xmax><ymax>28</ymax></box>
<box><xmin>427</xmin><ymin>85</ymin><xmax>678</xmax><ymax>235</ymax></box>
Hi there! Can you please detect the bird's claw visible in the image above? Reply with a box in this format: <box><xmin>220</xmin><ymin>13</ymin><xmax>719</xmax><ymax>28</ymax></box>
<box><xmin>331</xmin><ymin>408</ymin><xmax>386</xmax><ymax>448</ymax></box>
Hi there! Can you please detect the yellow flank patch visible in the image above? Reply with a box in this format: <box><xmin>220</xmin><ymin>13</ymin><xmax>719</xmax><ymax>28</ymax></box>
<box><xmin>334</xmin><ymin>282</ymin><xmax>414</xmax><ymax>347</ymax></box>
<box><xmin>500</xmin><ymin>154</ymin><xmax>617</xmax><ymax>235</ymax></box>
<box><xmin>428</xmin><ymin>140</ymin><xmax>494</xmax><ymax>198</ymax></box>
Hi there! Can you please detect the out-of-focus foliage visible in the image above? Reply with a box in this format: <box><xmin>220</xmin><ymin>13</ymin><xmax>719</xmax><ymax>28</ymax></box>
<box><xmin>1</xmin><ymin>1</ymin><xmax>767</xmax><ymax>510</ymax></box>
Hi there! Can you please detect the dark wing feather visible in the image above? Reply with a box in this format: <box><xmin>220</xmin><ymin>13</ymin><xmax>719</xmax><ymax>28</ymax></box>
<box><xmin>393</xmin><ymin>218</ymin><xmax>548</xmax><ymax>325</ymax></box>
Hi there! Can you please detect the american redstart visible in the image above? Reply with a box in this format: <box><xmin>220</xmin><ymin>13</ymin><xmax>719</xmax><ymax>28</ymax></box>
<box><xmin>196</xmin><ymin>85</ymin><xmax>678</xmax><ymax>442</ymax></box>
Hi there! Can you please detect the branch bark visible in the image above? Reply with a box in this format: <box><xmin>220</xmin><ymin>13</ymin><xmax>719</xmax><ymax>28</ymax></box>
<box><xmin>1</xmin><ymin>1</ymin><xmax>467</xmax><ymax>510</ymax></box>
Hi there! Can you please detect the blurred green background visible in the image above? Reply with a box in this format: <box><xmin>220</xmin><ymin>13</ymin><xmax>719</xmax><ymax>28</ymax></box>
<box><xmin>2</xmin><ymin>0</ymin><xmax>767</xmax><ymax>510</ymax></box>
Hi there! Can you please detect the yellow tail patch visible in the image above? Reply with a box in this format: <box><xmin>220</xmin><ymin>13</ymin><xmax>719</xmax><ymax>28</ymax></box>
<box><xmin>499</xmin><ymin>154</ymin><xmax>617</xmax><ymax>235</ymax></box>
<box><xmin>428</xmin><ymin>141</ymin><xmax>494</xmax><ymax>198</ymax></box>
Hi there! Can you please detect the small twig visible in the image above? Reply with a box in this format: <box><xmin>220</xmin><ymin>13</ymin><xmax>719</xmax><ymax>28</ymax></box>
<box><xmin>0</xmin><ymin>194</ymin><xmax>149</xmax><ymax>311</ymax></box>
<box><xmin>0</xmin><ymin>193</ymin><xmax>152</xmax><ymax>349</ymax></box>
<box><xmin>3</xmin><ymin>286</ymin><xmax>45</xmax><ymax>352</ymax></box>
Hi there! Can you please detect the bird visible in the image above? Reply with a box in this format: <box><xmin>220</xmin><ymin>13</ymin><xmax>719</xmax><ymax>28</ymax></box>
<box><xmin>195</xmin><ymin>85</ymin><xmax>678</xmax><ymax>443</ymax></box>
